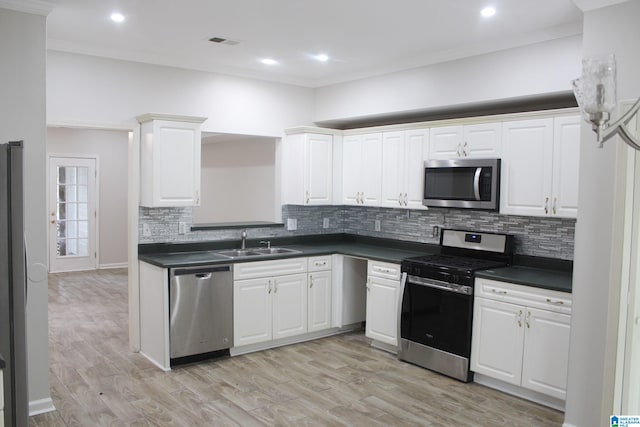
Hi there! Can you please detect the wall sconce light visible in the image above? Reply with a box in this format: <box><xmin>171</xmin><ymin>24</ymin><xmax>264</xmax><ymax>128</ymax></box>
<box><xmin>572</xmin><ymin>54</ymin><xmax>640</xmax><ymax>150</ymax></box>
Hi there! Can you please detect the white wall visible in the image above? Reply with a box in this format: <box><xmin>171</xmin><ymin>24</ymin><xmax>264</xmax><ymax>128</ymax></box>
<box><xmin>47</xmin><ymin>127</ymin><xmax>129</xmax><ymax>268</ymax></box>
<box><xmin>565</xmin><ymin>1</ymin><xmax>640</xmax><ymax>426</ymax></box>
<box><xmin>314</xmin><ymin>35</ymin><xmax>582</xmax><ymax>123</ymax></box>
<box><xmin>194</xmin><ymin>138</ymin><xmax>276</xmax><ymax>224</ymax></box>
<box><xmin>47</xmin><ymin>51</ymin><xmax>315</xmax><ymax>136</ymax></box>
<box><xmin>0</xmin><ymin>7</ymin><xmax>51</xmax><ymax>413</ymax></box>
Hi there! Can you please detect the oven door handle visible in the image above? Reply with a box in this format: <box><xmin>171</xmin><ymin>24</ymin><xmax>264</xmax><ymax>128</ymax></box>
<box><xmin>407</xmin><ymin>275</ymin><xmax>473</xmax><ymax>295</ymax></box>
<box><xmin>473</xmin><ymin>167</ymin><xmax>482</xmax><ymax>201</ymax></box>
<box><xmin>397</xmin><ymin>272</ymin><xmax>407</xmax><ymax>352</ymax></box>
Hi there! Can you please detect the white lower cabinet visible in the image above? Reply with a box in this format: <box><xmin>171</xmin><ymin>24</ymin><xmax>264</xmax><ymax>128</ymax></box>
<box><xmin>233</xmin><ymin>256</ymin><xmax>335</xmax><ymax>348</ymax></box>
<box><xmin>233</xmin><ymin>258</ymin><xmax>308</xmax><ymax>347</ymax></box>
<box><xmin>365</xmin><ymin>260</ymin><xmax>401</xmax><ymax>347</ymax></box>
<box><xmin>308</xmin><ymin>256</ymin><xmax>332</xmax><ymax>333</ymax></box>
<box><xmin>471</xmin><ymin>278</ymin><xmax>572</xmax><ymax>401</ymax></box>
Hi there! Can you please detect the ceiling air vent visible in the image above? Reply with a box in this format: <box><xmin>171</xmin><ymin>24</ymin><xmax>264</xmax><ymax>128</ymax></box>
<box><xmin>208</xmin><ymin>37</ymin><xmax>240</xmax><ymax>46</ymax></box>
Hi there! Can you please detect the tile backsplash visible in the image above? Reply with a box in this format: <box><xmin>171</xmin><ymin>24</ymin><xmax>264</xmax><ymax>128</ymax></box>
<box><xmin>139</xmin><ymin>205</ymin><xmax>575</xmax><ymax>260</ymax></box>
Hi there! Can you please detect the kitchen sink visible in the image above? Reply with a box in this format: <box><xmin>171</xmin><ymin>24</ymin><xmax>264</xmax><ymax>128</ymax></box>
<box><xmin>252</xmin><ymin>247</ymin><xmax>300</xmax><ymax>255</ymax></box>
<box><xmin>216</xmin><ymin>247</ymin><xmax>300</xmax><ymax>258</ymax></box>
<box><xmin>216</xmin><ymin>249</ymin><xmax>261</xmax><ymax>258</ymax></box>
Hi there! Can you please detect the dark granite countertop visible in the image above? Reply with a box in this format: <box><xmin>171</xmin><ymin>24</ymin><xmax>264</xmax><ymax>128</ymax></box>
<box><xmin>138</xmin><ymin>234</ymin><xmax>438</xmax><ymax>268</ymax></box>
<box><xmin>139</xmin><ymin>234</ymin><xmax>573</xmax><ymax>293</ymax></box>
<box><xmin>476</xmin><ymin>255</ymin><xmax>573</xmax><ymax>293</ymax></box>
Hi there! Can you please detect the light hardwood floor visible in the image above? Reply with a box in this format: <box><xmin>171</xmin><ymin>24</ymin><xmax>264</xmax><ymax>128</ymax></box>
<box><xmin>30</xmin><ymin>268</ymin><xmax>564</xmax><ymax>426</ymax></box>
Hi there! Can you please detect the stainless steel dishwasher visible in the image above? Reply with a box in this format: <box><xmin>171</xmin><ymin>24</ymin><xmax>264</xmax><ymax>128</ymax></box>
<box><xmin>169</xmin><ymin>264</ymin><xmax>233</xmax><ymax>361</ymax></box>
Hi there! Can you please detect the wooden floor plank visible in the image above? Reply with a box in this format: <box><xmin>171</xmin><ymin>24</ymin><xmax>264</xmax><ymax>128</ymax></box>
<box><xmin>29</xmin><ymin>268</ymin><xmax>564</xmax><ymax>427</ymax></box>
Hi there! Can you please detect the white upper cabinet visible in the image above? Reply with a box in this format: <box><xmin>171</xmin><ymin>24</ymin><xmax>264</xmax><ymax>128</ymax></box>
<box><xmin>281</xmin><ymin>130</ymin><xmax>334</xmax><ymax>205</ymax></box>
<box><xmin>552</xmin><ymin>116</ymin><xmax>581</xmax><ymax>218</ymax></box>
<box><xmin>429</xmin><ymin>123</ymin><xmax>501</xmax><ymax>160</ymax></box>
<box><xmin>138</xmin><ymin>113</ymin><xmax>207</xmax><ymax>207</ymax></box>
<box><xmin>500</xmin><ymin>116</ymin><xmax>580</xmax><ymax>218</ymax></box>
<box><xmin>381</xmin><ymin>129</ymin><xmax>429</xmax><ymax>209</ymax></box>
<box><xmin>342</xmin><ymin>133</ymin><xmax>383</xmax><ymax>206</ymax></box>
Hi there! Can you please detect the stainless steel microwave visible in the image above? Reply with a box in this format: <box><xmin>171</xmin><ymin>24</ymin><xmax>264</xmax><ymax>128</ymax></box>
<box><xmin>423</xmin><ymin>158</ymin><xmax>500</xmax><ymax>210</ymax></box>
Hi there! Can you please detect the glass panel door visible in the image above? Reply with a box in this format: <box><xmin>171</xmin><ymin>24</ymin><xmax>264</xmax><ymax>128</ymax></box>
<box><xmin>49</xmin><ymin>157</ymin><xmax>97</xmax><ymax>272</ymax></box>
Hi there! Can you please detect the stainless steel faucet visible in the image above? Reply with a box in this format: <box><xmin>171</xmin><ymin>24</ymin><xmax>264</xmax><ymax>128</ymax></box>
<box><xmin>260</xmin><ymin>240</ymin><xmax>271</xmax><ymax>249</ymax></box>
<box><xmin>240</xmin><ymin>229</ymin><xmax>247</xmax><ymax>249</ymax></box>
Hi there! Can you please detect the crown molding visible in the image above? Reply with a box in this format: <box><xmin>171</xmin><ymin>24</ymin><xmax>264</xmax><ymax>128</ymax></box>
<box><xmin>572</xmin><ymin>0</ymin><xmax>629</xmax><ymax>12</ymax></box>
<box><xmin>0</xmin><ymin>0</ymin><xmax>55</xmax><ymax>16</ymax></box>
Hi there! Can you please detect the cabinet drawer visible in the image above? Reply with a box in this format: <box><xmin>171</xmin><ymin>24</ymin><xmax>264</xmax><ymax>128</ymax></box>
<box><xmin>475</xmin><ymin>278</ymin><xmax>572</xmax><ymax>314</ymax></box>
<box><xmin>308</xmin><ymin>255</ymin><xmax>332</xmax><ymax>272</ymax></box>
<box><xmin>367</xmin><ymin>260</ymin><xmax>401</xmax><ymax>281</ymax></box>
<box><xmin>234</xmin><ymin>257</ymin><xmax>308</xmax><ymax>280</ymax></box>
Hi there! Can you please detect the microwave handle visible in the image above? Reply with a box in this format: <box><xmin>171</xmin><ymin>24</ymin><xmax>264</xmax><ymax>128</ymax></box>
<box><xmin>473</xmin><ymin>167</ymin><xmax>482</xmax><ymax>200</ymax></box>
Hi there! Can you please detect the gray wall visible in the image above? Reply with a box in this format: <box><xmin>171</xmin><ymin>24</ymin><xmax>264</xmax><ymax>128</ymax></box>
<box><xmin>565</xmin><ymin>1</ymin><xmax>640</xmax><ymax>426</ymax></box>
<box><xmin>47</xmin><ymin>127</ymin><xmax>129</xmax><ymax>268</ymax></box>
<box><xmin>140</xmin><ymin>205</ymin><xmax>576</xmax><ymax>260</ymax></box>
<box><xmin>0</xmin><ymin>7</ymin><xmax>50</xmax><ymax>412</ymax></box>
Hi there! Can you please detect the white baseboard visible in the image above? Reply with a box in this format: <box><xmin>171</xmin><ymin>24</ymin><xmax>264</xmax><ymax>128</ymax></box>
<box><xmin>230</xmin><ymin>324</ymin><xmax>362</xmax><ymax>357</ymax></box>
<box><xmin>99</xmin><ymin>262</ymin><xmax>128</xmax><ymax>269</ymax></box>
<box><xmin>473</xmin><ymin>373</ymin><xmax>565</xmax><ymax>411</ymax></box>
<box><xmin>29</xmin><ymin>397</ymin><xmax>55</xmax><ymax>416</ymax></box>
<box><xmin>562</xmin><ymin>424</ymin><xmax>577</xmax><ymax>427</ymax></box>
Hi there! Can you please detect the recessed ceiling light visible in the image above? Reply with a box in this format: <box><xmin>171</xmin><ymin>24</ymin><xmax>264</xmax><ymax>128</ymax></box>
<box><xmin>110</xmin><ymin>12</ymin><xmax>125</xmax><ymax>23</ymax></box>
<box><xmin>261</xmin><ymin>58</ymin><xmax>278</xmax><ymax>66</ymax></box>
<box><xmin>481</xmin><ymin>6</ymin><xmax>496</xmax><ymax>18</ymax></box>
<box><xmin>314</xmin><ymin>54</ymin><xmax>329</xmax><ymax>62</ymax></box>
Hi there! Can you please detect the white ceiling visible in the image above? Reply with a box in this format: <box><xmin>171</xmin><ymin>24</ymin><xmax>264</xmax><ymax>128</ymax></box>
<box><xmin>43</xmin><ymin>0</ymin><xmax>583</xmax><ymax>88</ymax></box>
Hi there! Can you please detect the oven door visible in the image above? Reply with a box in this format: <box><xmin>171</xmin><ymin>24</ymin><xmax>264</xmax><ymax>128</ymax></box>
<box><xmin>399</xmin><ymin>274</ymin><xmax>474</xmax><ymax>358</ymax></box>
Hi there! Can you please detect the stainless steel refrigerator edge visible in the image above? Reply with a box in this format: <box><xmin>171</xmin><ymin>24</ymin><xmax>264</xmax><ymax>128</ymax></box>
<box><xmin>0</xmin><ymin>142</ymin><xmax>29</xmax><ymax>426</ymax></box>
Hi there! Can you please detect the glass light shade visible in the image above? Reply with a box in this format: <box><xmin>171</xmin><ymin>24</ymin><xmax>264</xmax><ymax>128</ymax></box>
<box><xmin>580</xmin><ymin>54</ymin><xmax>617</xmax><ymax>114</ymax></box>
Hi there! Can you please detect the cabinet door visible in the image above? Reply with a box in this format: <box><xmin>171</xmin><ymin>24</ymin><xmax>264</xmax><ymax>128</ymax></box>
<box><xmin>365</xmin><ymin>276</ymin><xmax>399</xmax><ymax>346</ymax></box>
<box><xmin>360</xmin><ymin>133</ymin><xmax>383</xmax><ymax>205</ymax></box>
<box><xmin>342</xmin><ymin>135</ymin><xmax>363</xmax><ymax>205</ymax></box>
<box><xmin>429</xmin><ymin>126</ymin><xmax>463</xmax><ymax>159</ymax></box>
<box><xmin>552</xmin><ymin>116</ymin><xmax>580</xmax><ymax>218</ymax></box>
<box><xmin>308</xmin><ymin>271</ymin><xmax>332</xmax><ymax>332</ymax></box>
<box><xmin>463</xmin><ymin>123</ymin><xmax>502</xmax><ymax>158</ymax></box>
<box><xmin>305</xmin><ymin>133</ymin><xmax>333</xmax><ymax>205</ymax></box>
<box><xmin>381</xmin><ymin>131</ymin><xmax>405</xmax><ymax>208</ymax></box>
<box><xmin>140</xmin><ymin>119</ymin><xmax>202</xmax><ymax>207</ymax></box>
<box><xmin>233</xmin><ymin>278</ymin><xmax>272</xmax><ymax>347</ymax></box>
<box><xmin>521</xmin><ymin>307</ymin><xmax>571</xmax><ymax>400</ymax></box>
<box><xmin>470</xmin><ymin>297</ymin><xmax>524</xmax><ymax>386</ymax></box>
<box><xmin>272</xmin><ymin>273</ymin><xmax>308</xmax><ymax>340</ymax></box>
<box><xmin>500</xmin><ymin>118</ymin><xmax>554</xmax><ymax>216</ymax></box>
<box><xmin>404</xmin><ymin>129</ymin><xmax>429</xmax><ymax>209</ymax></box>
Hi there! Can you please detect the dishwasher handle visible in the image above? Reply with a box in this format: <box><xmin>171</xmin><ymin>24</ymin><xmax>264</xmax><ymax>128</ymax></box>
<box><xmin>172</xmin><ymin>265</ymin><xmax>232</xmax><ymax>276</ymax></box>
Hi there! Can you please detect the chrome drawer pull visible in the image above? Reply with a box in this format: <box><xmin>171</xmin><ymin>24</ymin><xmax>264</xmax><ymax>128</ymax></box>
<box><xmin>546</xmin><ymin>298</ymin><xmax>565</xmax><ymax>305</ymax></box>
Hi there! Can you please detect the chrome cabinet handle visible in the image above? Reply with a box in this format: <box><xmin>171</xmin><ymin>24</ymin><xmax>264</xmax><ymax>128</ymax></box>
<box><xmin>490</xmin><ymin>288</ymin><xmax>507</xmax><ymax>295</ymax></box>
<box><xmin>360</xmin><ymin>192</ymin><xmax>364</xmax><ymax>204</ymax></box>
<box><xmin>398</xmin><ymin>192</ymin><xmax>403</xmax><ymax>206</ymax></box>
<box><xmin>553</xmin><ymin>197</ymin><xmax>557</xmax><ymax>215</ymax></box>
<box><xmin>306</xmin><ymin>190</ymin><xmax>310</xmax><ymax>204</ymax></box>
<box><xmin>195</xmin><ymin>190</ymin><xmax>200</xmax><ymax>205</ymax></box>
<box><xmin>403</xmin><ymin>193</ymin><xmax>408</xmax><ymax>206</ymax></box>
<box><xmin>546</xmin><ymin>298</ymin><xmax>565</xmax><ymax>305</ymax></box>
<box><xmin>517</xmin><ymin>309</ymin><xmax>523</xmax><ymax>327</ymax></box>
<box><xmin>268</xmin><ymin>279</ymin><xmax>272</xmax><ymax>294</ymax></box>
<box><xmin>526</xmin><ymin>311</ymin><xmax>531</xmax><ymax>329</ymax></box>
<box><xmin>273</xmin><ymin>279</ymin><xmax>278</xmax><ymax>293</ymax></box>
<box><xmin>544</xmin><ymin>197</ymin><xmax>549</xmax><ymax>214</ymax></box>
<box><xmin>463</xmin><ymin>141</ymin><xmax>468</xmax><ymax>157</ymax></box>
<box><xmin>309</xmin><ymin>275</ymin><xmax>313</xmax><ymax>288</ymax></box>
<box><xmin>314</xmin><ymin>261</ymin><xmax>327</xmax><ymax>267</ymax></box>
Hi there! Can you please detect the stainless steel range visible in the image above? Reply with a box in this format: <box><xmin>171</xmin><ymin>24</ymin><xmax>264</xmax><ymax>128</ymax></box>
<box><xmin>398</xmin><ymin>229</ymin><xmax>514</xmax><ymax>382</ymax></box>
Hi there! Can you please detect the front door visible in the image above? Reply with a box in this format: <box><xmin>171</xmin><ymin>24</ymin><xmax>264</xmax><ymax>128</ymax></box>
<box><xmin>48</xmin><ymin>156</ymin><xmax>97</xmax><ymax>272</ymax></box>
